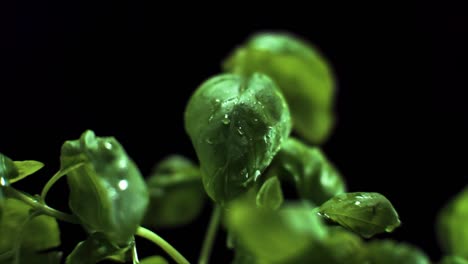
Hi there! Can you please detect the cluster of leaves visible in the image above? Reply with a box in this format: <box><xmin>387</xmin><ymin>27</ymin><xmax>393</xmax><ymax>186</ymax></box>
<box><xmin>0</xmin><ymin>32</ymin><xmax>467</xmax><ymax>264</ymax></box>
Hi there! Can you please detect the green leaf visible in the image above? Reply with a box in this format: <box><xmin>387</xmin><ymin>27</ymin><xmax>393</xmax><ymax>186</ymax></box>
<box><xmin>184</xmin><ymin>73</ymin><xmax>292</xmax><ymax>204</ymax></box>
<box><xmin>437</xmin><ymin>187</ymin><xmax>468</xmax><ymax>259</ymax></box>
<box><xmin>273</xmin><ymin>138</ymin><xmax>346</xmax><ymax>205</ymax></box>
<box><xmin>319</xmin><ymin>192</ymin><xmax>400</xmax><ymax>238</ymax></box>
<box><xmin>0</xmin><ymin>153</ymin><xmax>18</xmax><ymax>183</ymax></box>
<box><xmin>440</xmin><ymin>256</ymin><xmax>468</xmax><ymax>264</ymax></box>
<box><xmin>61</xmin><ymin>130</ymin><xmax>149</xmax><ymax>245</ymax></box>
<box><xmin>256</xmin><ymin>176</ymin><xmax>283</xmax><ymax>210</ymax></box>
<box><xmin>365</xmin><ymin>240</ymin><xmax>430</xmax><ymax>264</ymax></box>
<box><xmin>226</xmin><ymin>199</ymin><xmax>326</xmax><ymax>263</ymax></box>
<box><xmin>0</xmin><ymin>199</ymin><xmax>60</xmax><ymax>263</ymax></box>
<box><xmin>9</xmin><ymin>161</ymin><xmax>44</xmax><ymax>183</ymax></box>
<box><xmin>224</xmin><ymin>33</ymin><xmax>336</xmax><ymax>144</ymax></box>
<box><xmin>65</xmin><ymin>232</ymin><xmax>131</xmax><ymax>264</ymax></box>
<box><xmin>0</xmin><ymin>251</ymin><xmax>62</xmax><ymax>264</ymax></box>
<box><xmin>140</xmin><ymin>256</ymin><xmax>169</xmax><ymax>264</ymax></box>
<box><xmin>143</xmin><ymin>155</ymin><xmax>206</xmax><ymax>228</ymax></box>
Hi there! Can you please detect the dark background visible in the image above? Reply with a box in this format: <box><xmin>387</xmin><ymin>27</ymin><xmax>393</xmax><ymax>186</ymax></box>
<box><xmin>2</xmin><ymin>1</ymin><xmax>467</xmax><ymax>263</ymax></box>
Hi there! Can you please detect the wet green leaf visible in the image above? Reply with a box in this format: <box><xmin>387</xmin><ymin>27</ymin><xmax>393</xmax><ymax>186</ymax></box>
<box><xmin>0</xmin><ymin>199</ymin><xmax>60</xmax><ymax>263</ymax></box>
<box><xmin>140</xmin><ymin>256</ymin><xmax>169</xmax><ymax>264</ymax></box>
<box><xmin>224</xmin><ymin>33</ymin><xmax>336</xmax><ymax>144</ymax></box>
<box><xmin>0</xmin><ymin>153</ymin><xmax>18</xmax><ymax>183</ymax></box>
<box><xmin>61</xmin><ymin>130</ymin><xmax>149</xmax><ymax>245</ymax></box>
<box><xmin>256</xmin><ymin>176</ymin><xmax>283</xmax><ymax>210</ymax></box>
<box><xmin>440</xmin><ymin>256</ymin><xmax>468</xmax><ymax>264</ymax></box>
<box><xmin>65</xmin><ymin>232</ymin><xmax>131</xmax><ymax>264</ymax></box>
<box><xmin>437</xmin><ymin>187</ymin><xmax>468</xmax><ymax>259</ymax></box>
<box><xmin>273</xmin><ymin>138</ymin><xmax>345</xmax><ymax>205</ymax></box>
<box><xmin>319</xmin><ymin>192</ymin><xmax>400</xmax><ymax>238</ymax></box>
<box><xmin>185</xmin><ymin>73</ymin><xmax>291</xmax><ymax>204</ymax></box>
<box><xmin>143</xmin><ymin>155</ymin><xmax>205</xmax><ymax>228</ymax></box>
<box><xmin>10</xmin><ymin>161</ymin><xmax>44</xmax><ymax>183</ymax></box>
<box><xmin>365</xmin><ymin>240</ymin><xmax>430</xmax><ymax>264</ymax></box>
<box><xmin>226</xmin><ymin>199</ymin><xmax>325</xmax><ymax>263</ymax></box>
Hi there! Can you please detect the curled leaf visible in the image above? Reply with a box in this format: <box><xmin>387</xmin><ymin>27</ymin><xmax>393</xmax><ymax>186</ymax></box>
<box><xmin>143</xmin><ymin>155</ymin><xmax>205</xmax><ymax>228</ymax></box>
<box><xmin>61</xmin><ymin>130</ymin><xmax>149</xmax><ymax>245</ymax></box>
<box><xmin>185</xmin><ymin>73</ymin><xmax>291</xmax><ymax>204</ymax></box>
<box><xmin>224</xmin><ymin>32</ymin><xmax>336</xmax><ymax>143</ymax></box>
<box><xmin>319</xmin><ymin>192</ymin><xmax>400</xmax><ymax>238</ymax></box>
<box><xmin>273</xmin><ymin>138</ymin><xmax>345</xmax><ymax>205</ymax></box>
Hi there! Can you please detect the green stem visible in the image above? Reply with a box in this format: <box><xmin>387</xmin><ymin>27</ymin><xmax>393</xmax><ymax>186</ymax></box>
<box><xmin>135</xmin><ymin>226</ymin><xmax>189</xmax><ymax>264</ymax></box>
<box><xmin>13</xmin><ymin>211</ymin><xmax>42</xmax><ymax>264</ymax></box>
<box><xmin>40</xmin><ymin>163</ymin><xmax>84</xmax><ymax>202</ymax></box>
<box><xmin>198</xmin><ymin>204</ymin><xmax>221</xmax><ymax>264</ymax></box>
<box><xmin>5</xmin><ymin>187</ymin><xmax>79</xmax><ymax>224</ymax></box>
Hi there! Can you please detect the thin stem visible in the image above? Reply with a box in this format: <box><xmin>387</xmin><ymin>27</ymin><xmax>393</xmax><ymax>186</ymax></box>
<box><xmin>41</xmin><ymin>163</ymin><xmax>84</xmax><ymax>202</ymax></box>
<box><xmin>5</xmin><ymin>187</ymin><xmax>79</xmax><ymax>224</ymax></box>
<box><xmin>135</xmin><ymin>226</ymin><xmax>189</xmax><ymax>264</ymax></box>
<box><xmin>13</xmin><ymin>211</ymin><xmax>42</xmax><ymax>264</ymax></box>
<box><xmin>198</xmin><ymin>204</ymin><xmax>221</xmax><ymax>264</ymax></box>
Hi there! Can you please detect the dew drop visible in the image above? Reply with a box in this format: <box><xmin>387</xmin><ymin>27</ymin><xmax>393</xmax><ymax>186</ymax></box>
<box><xmin>222</xmin><ymin>114</ymin><xmax>230</xmax><ymax>125</ymax></box>
<box><xmin>237</xmin><ymin>126</ymin><xmax>244</xmax><ymax>136</ymax></box>
<box><xmin>254</xmin><ymin>170</ymin><xmax>261</xmax><ymax>181</ymax></box>
<box><xmin>354</xmin><ymin>201</ymin><xmax>361</xmax><ymax>206</ymax></box>
<box><xmin>206</xmin><ymin>138</ymin><xmax>213</xmax><ymax>144</ymax></box>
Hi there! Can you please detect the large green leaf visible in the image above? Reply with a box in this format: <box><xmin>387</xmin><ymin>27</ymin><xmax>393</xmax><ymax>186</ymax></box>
<box><xmin>185</xmin><ymin>73</ymin><xmax>291</xmax><ymax>204</ymax></box>
<box><xmin>273</xmin><ymin>138</ymin><xmax>345</xmax><ymax>205</ymax></box>
<box><xmin>61</xmin><ymin>130</ymin><xmax>149</xmax><ymax>245</ymax></box>
<box><xmin>319</xmin><ymin>192</ymin><xmax>400</xmax><ymax>238</ymax></box>
<box><xmin>365</xmin><ymin>240</ymin><xmax>430</xmax><ymax>264</ymax></box>
<box><xmin>143</xmin><ymin>155</ymin><xmax>205</xmax><ymax>228</ymax></box>
<box><xmin>65</xmin><ymin>232</ymin><xmax>131</xmax><ymax>264</ymax></box>
<box><xmin>224</xmin><ymin>33</ymin><xmax>336</xmax><ymax>144</ymax></box>
<box><xmin>437</xmin><ymin>187</ymin><xmax>468</xmax><ymax>259</ymax></box>
<box><xmin>226</xmin><ymin>198</ymin><xmax>326</xmax><ymax>263</ymax></box>
<box><xmin>0</xmin><ymin>198</ymin><xmax>60</xmax><ymax>264</ymax></box>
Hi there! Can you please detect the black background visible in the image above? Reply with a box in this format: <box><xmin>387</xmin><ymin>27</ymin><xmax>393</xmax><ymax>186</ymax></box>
<box><xmin>2</xmin><ymin>1</ymin><xmax>467</xmax><ymax>263</ymax></box>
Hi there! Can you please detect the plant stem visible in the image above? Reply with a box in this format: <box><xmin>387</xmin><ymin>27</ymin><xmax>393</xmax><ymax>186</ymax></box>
<box><xmin>135</xmin><ymin>226</ymin><xmax>190</xmax><ymax>264</ymax></box>
<box><xmin>40</xmin><ymin>163</ymin><xmax>84</xmax><ymax>202</ymax></box>
<box><xmin>198</xmin><ymin>204</ymin><xmax>221</xmax><ymax>264</ymax></box>
<box><xmin>5</xmin><ymin>187</ymin><xmax>79</xmax><ymax>224</ymax></box>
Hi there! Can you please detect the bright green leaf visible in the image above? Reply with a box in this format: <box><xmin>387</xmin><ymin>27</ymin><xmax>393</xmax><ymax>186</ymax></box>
<box><xmin>226</xmin><ymin>198</ymin><xmax>325</xmax><ymax>263</ymax></box>
<box><xmin>437</xmin><ymin>187</ymin><xmax>468</xmax><ymax>259</ymax></box>
<box><xmin>224</xmin><ymin>33</ymin><xmax>336</xmax><ymax>144</ymax></box>
<box><xmin>184</xmin><ymin>73</ymin><xmax>292</xmax><ymax>204</ymax></box>
<box><xmin>0</xmin><ymin>199</ymin><xmax>60</xmax><ymax>263</ymax></box>
<box><xmin>256</xmin><ymin>176</ymin><xmax>283</xmax><ymax>210</ymax></box>
<box><xmin>365</xmin><ymin>240</ymin><xmax>430</xmax><ymax>264</ymax></box>
<box><xmin>65</xmin><ymin>232</ymin><xmax>131</xmax><ymax>264</ymax></box>
<box><xmin>273</xmin><ymin>138</ymin><xmax>345</xmax><ymax>205</ymax></box>
<box><xmin>140</xmin><ymin>256</ymin><xmax>169</xmax><ymax>264</ymax></box>
<box><xmin>319</xmin><ymin>192</ymin><xmax>400</xmax><ymax>238</ymax></box>
<box><xmin>61</xmin><ymin>130</ymin><xmax>149</xmax><ymax>245</ymax></box>
<box><xmin>440</xmin><ymin>256</ymin><xmax>468</xmax><ymax>264</ymax></box>
<box><xmin>10</xmin><ymin>161</ymin><xmax>44</xmax><ymax>183</ymax></box>
<box><xmin>143</xmin><ymin>155</ymin><xmax>205</xmax><ymax>228</ymax></box>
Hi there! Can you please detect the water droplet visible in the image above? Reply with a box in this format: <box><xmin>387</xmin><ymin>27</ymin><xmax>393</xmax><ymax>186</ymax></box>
<box><xmin>118</xmin><ymin>159</ymin><xmax>127</xmax><ymax>169</ymax></box>
<box><xmin>245</xmin><ymin>172</ymin><xmax>249</xmax><ymax>178</ymax></box>
<box><xmin>215</xmin><ymin>99</ymin><xmax>220</xmax><ymax>103</ymax></box>
<box><xmin>254</xmin><ymin>170</ymin><xmax>261</xmax><ymax>181</ymax></box>
<box><xmin>206</xmin><ymin>138</ymin><xmax>213</xmax><ymax>144</ymax></box>
<box><xmin>237</xmin><ymin>126</ymin><xmax>244</xmax><ymax>135</ymax></box>
<box><xmin>104</xmin><ymin>142</ymin><xmax>113</xmax><ymax>150</ymax></box>
<box><xmin>254</xmin><ymin>118</ymin><xmax>258</xmax><ymax>122</ymax></box>
<box><xmin>222</xmin><ymin>114</ymin><xmax>230</xmax><ymax>125</ymax></box>
<box><xmin>0</xmin><ymin>177</ymin><xmax>7</xmax><ymax>186</ymax></box>
<box><xmin>354</xmin><ymin>201</ymin><xmax>361</xmax><ymax>206</ymax></box>
<box><xmin>208</xmin><ymin>115</ymin><xmax>214</xmax><ymax>123</ymax></box>
<box><xmin>118</xmin><ymin>179</ymin><xmax>128</xmax><ymax>191</ymax></box>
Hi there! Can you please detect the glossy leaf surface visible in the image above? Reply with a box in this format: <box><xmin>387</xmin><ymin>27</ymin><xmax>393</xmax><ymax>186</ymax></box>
<box><xmin>319</xmin><ymin>192</ymin><xmax>400</xmax><ymax>238</ymax></box>
<box><xmin>143</xmin><ymin>155</ymin><xmax>205</xmax><ymax>228</ymax></box>
<box><xmin>437</xmin><ymin>187</ymin><xmax>468</xmax><ymax>259</ymax></box>
<box><xmin>224</xmin><ymin>33</ymin><xmax>335</xmax><ymax>143</ymax></box>
<box><xmin>273</xmin><ymin>138</ymin><xmax>345</xmax><ymax>205</ymax></box>
<box><xmin>185</xmin><ymin>73</ymin><xmax>291</xmax><ymax>204</ymax></box>
<box><xmin>61</xmin><ymin>130</ymin><xmax>149</xmax><ymax>245</ymax></box>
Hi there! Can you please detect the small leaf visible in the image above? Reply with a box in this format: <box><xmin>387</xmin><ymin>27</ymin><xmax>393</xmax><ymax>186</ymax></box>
<box><xmin>273</xmin><ymin>138</ymin><xmax>346</xmax><ymax>205</ymax></box>
<box><xmin>365</xmin><ymin>240</ymin><xmax>430</xmax><ymax>264</ymax></box>
<box><xmin>437</xmin><ymin>186</ymin><xmax>468</xmax><ymax>259</ymax></box>
<box><xmin>61</xmin><ymin>130</ymin><xmax>149</xmax><ymax>245</ymax></box>
<box><xmin>440</xmin><ymin>256</ymin><xmax>468</xmax><ymax>264</ymax></box>
<box><xmin>319</xmin><ymin>192</ymin><xmax>400</xmax><ymax>238</ymax></box>
<box><xmin>0</xmin><ymin>153</ymin><xmax>18</xmax><ymax>182</ymax></box>
<box><xmin>10</xmin><ymin>161</ymin><xmax>44</xmax><ymax>183</ymax></box>
<box><xmin>256</xmin><ymin>176</ymin><xmax>283</xmax><ymax>210</ymax></box>
<box><xmin>143</xmin><ymin>155</ymin><xmax>206</xmax><ymax>228</ymax></box>
<box><xmin>184</xmin><ymin>73</ymin><xmax>292</xmax><ymax>204</ymax></box>
<box><xmin>65</xmin><ymin>232</ymin><xmax>131</xmax><ymax>264</ymax></box>
<box><xmin>0</xmin><ymin>199</ymin><xmax>60</xmax><ymax>263</ymax></box>
<box><xmin>140</xmin><ymin>256</ymin><xmax>169</xmax><ymax>264</ymax></box>
<box><xmin>224</xmin><ymin>32</ymin><xmax>336</xmax><ymax>144</ymax></box>
<box><xmin>226</xmin><ymin>198</ymin><xmax>325</xmax><ymax>263</ymax></box>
